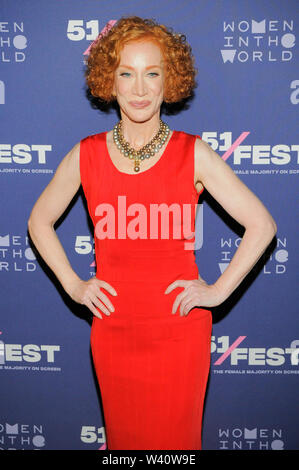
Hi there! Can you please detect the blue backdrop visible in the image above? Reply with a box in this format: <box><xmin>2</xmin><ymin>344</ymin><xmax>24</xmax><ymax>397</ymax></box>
<box><xmin>0</xmin><ymin>0</ymin><xmax>298</xmax><ymax>450</ymax></box>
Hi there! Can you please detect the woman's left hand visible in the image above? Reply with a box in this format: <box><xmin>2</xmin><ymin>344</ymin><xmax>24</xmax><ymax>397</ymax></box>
<box><xmin>164</xmin><ymin>273</ymin><xmax>224</xmax><ymax>316</ymax></box>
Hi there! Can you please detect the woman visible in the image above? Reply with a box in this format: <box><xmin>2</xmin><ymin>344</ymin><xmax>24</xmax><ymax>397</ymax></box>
<box><xmin>28</xmin><ymin>16</ymin><xmax>277</xmax><ymax>450</ymax></box>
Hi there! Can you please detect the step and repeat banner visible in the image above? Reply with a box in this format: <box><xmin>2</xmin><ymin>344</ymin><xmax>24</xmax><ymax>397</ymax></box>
<box><xmin>0</xmin><ymin>0</ymin><xmax>298</xmax><ymax>451</ymax></box>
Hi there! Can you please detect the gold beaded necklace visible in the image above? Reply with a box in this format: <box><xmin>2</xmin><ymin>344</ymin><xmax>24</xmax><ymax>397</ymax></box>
<box><xmin>112</xmin><ymin>119</ymin><xmax>170</xmax><ymax>172</ymax></box>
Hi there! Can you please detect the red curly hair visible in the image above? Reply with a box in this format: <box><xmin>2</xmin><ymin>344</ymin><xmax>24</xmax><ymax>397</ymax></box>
<box><xmin>85</xmin><ymin>15</ymin><xmax>198</xmax><ymax>104</ymax></box>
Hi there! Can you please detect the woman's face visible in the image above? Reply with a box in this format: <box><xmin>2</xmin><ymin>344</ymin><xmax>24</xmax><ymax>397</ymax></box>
<box><xmin>112</xmin><ymin>40</ymin><xmax>165</xmax><ymax>123</ymax></box>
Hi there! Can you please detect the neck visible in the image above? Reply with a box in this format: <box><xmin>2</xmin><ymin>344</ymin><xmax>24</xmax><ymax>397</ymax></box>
<box><xmin>120</xmin><ymin>115</ymin><xmax>161</xmax><ymax>148</ymax></box>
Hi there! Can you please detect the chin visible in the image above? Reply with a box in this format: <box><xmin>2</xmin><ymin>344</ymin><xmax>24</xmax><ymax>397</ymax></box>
<box><xmin>123</xmin><ymin>110</ymin><xmax>155</xmax><ymax>123</ymax></box>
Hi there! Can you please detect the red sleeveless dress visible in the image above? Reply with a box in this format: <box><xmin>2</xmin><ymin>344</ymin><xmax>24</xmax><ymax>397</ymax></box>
<box><xmin>80</xmin><ymin>129</ymin><xmax>212</xmax><ymax>450</ymax></box>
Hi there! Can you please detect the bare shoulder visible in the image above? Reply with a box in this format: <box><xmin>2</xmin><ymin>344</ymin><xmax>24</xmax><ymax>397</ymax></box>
<box><xmin>194</xmin><ymin>136</ymin><xmax>215</xmax><ymax>193</ymax></box>
<box><xmin>59</xmin><ymin>141</ymin><xmax>81</xmax><ymax>183</ymax></box>
<box><xmin>27</xmin><ymin>141</ymin><xmax>82</xmax><ymax>227</ymax></box>
<box><xmin>46</xmin><ymin>140</ymin><xmax>82</xmax><ymax>193</ymax></box>
<box><xmin>194</xmin><ymin>136</ymin><xmax>232</xmax><ymax>185</ymax></box>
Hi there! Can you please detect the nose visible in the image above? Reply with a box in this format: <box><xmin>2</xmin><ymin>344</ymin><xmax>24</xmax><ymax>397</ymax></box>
<box><xmin>132</xmin><ymin>74</ymin><xmax>147</xmax><ymax>97</ymax></box>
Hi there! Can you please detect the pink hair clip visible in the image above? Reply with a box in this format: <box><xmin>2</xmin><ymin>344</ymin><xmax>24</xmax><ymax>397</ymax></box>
<box><xmin>83</xmin><ymin>19</ymin><xmax>117</xmax><ymax>56</ymax></box>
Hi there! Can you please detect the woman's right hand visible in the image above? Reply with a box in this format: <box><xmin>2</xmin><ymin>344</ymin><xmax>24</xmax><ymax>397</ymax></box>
<box><xmin>66</xmin><ymin>276</ymin><xmax>117</xmax><ymax>319</ymax></box>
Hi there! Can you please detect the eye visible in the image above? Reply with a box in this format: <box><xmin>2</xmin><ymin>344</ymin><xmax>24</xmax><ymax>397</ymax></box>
<box><xmin>119</xmin><ymin>72</ymin><xmax>159</xmax><ymax>77</ymax></box>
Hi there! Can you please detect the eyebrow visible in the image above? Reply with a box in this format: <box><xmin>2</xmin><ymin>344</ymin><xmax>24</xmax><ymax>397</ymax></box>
<box><xmin>118</xmin><ymin>65</ymin><xmax>162</xmax><ymax>70</ymax></box>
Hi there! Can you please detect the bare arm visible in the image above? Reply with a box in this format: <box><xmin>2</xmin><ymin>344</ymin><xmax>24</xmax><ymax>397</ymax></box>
<box><xmin>27</xmin><ymin>141</ymin><xmax>117</xmax><ymax>319</ymax></box>
<box><xmin>195</xmin><ymin>137</ymin><xmax>277</xmax><ymax>302</ymax></box>
<box><xmin>27</xmin><ymin>142</ymin><xmax>82</xmax><ymax>292</ymax></box>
